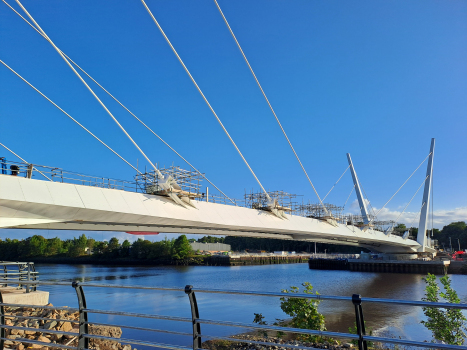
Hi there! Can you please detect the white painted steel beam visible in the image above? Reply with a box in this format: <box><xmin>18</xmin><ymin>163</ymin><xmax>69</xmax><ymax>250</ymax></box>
<box><xmin>0</xmin><ymin>175</ymin><xmax>420</xmax><ymax>253</ymax></box>
<box><xmin>347</xmin><ymin>153</ymin><xmax>370</xmax><ymax>225</ymax></box>
<box><xmin>417</xmin><ymin>138</ymin><xmax>435</xmax><ymax>252</ymax></box>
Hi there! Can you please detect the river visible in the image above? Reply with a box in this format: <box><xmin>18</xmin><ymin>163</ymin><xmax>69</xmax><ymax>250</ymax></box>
<box><xmin>35</xmin><ymin>263</ymin><xmax>467</xmax><ymax>348</ymax></box>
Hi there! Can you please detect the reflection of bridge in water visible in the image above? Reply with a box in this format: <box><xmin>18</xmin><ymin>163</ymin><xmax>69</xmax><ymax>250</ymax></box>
<box><xmin>0</xmin><ymin>1</ymin><xmax>436</xmax><ymax>253</ymax></box>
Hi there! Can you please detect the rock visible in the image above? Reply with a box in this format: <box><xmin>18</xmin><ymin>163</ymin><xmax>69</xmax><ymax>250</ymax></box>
<box><xmin>7</xmin><ymin>335</ymin><xmax>20</xmax><ymax>340</ymax></box>
<box><xmin>43</xmin><ymin>321</ymin><xmax>57</xmax><ymax>330</ymax></box>
<box><xmin>89</xmin><ymin>325</ymin><xmax>122</xmax><ymax>339</ymax></box>
<box><xmin>52</xmin><ymin>334</ymin><xmax>63</xmax><ymax>341</ymax></box>
<box><xmin>60</xmin><ymin>322</ymin><xmax>73</xmax><ymax>333</ymax></box>
<box><xmin>122</xmin><ymin>345</ymin><xmax>131</xmax><ymax>350</ymax></box>
<box><xmin>16</xmin><ymin>344</ymin><xmax>24</xmax><ymax>350</ymax></box>
<box><xmin>4</xmin><ymin>340</ymin><xmax>14</xmax><ymax>345</ymax></box>
<box><xmin>343</xmin><ymin>343</ymin><xmax>353</xmax><ymax>348</ymax></box>
<box><xmin>37</xmin><ymin>336</ymin><xmax>51</xmax><ymax>343</ymax></box>
<box><xmin>10</xmin><ymin>329</ymin><xmax>24</xmax><ymax>336</ymax></box>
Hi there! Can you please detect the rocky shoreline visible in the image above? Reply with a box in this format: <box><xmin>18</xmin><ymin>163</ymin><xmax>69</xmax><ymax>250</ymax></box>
<box><xmin>2</xmin><ymin>305</ymin><xmax>133</xmax><ymax>350</ymax></box>
<box><xmin>202</xmin><ymin>334</ymin><xmax>358</xmax><ymax>350</ymax></box>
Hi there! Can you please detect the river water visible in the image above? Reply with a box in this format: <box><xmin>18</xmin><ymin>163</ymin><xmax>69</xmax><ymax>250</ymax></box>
<box><xmin>35</xmin><ymin>263</ymin><xmax>467</xmax><ymax>348</ymax></box>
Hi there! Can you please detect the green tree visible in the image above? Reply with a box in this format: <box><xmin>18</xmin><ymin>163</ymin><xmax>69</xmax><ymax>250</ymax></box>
<box><xmin>198</xmin><ymin>236</ymin><xmax>225</xmax><ymax>243</ymax></box>
<box><xmin>121</xmin><ymin>239</ymin><xmax>131</xmax><ymax>257</ymax></box>
<box><xmin>87</xmin><ymin>237</ymin><xmax>96</xmax><ymax>250</ymax></box>
<box><xmin>421</xmin><ymin>273</ymin><xmax>466</xmax><ymax>345</ymax></box>
<box><xmin>93</xmin><ymin>241</ymin><xmax>108</xmax><ymax>255</ymax></box>
<box><xmin>108</xmin><ymin>237</ymin><xmax>120</xmax><ymax>251</ymax></box>
<box><xmin>280</xmin><ymin>282</ymin><xmax>326</xmax><ymax>342</ymax></box>
<box><xmin>172</xmin><ymin>235</ymin><xmax>192</xmax><ymax>260</ymax></box>
<box><xmin>47</xmin><ymin>237</ymin><xmax>63</xmax><ymax>256</ymax></box>
<box><xmin>25</xmin><ymin>235</ymin><xmax>47</xmax><ymax>257</ymax></box>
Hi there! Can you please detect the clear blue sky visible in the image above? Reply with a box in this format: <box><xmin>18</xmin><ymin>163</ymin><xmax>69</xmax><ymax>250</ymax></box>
<box><xmin>0</xmin><ymin>0</ymin><xmax>466</xmax><ymax>241</ymax></box>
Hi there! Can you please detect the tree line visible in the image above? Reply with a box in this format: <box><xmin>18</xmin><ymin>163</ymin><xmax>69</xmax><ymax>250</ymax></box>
<box><xmin>0</xmin><ymin>221</ymin><xmax>464</xmax><ymax>261</ymax></box>
<box><xmin>393</xmin><ymin>221</ymin><xmax>467</xmax><ymax>251</ymax></box>
<box><xmin>0</xmin><ymin>234</ymin><xmax>193</xmax><ymax>261</ymax></box>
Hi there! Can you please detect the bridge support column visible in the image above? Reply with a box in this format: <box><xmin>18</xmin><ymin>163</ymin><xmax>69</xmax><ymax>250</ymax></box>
<box><xmin>417</xmin><ymin>138</ymin><xmax>435</xmax><ymax>252</ymax></box>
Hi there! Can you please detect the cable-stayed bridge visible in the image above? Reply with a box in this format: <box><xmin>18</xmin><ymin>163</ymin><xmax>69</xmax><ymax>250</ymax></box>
<box><xmin>0</xmin><ymin>0</ymin><xmax>436</xmax><ymax>253</ymax></box>
<box><xmin>0</xmin><ymin>144</ymin><xmax>434</xmax><ymax>254</ymax></box>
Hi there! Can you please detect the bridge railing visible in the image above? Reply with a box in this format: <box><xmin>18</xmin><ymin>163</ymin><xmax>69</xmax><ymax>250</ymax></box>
<box><xmin>1</xmin><ymin>158</ymin><xmax>245</xmax><ymax>207</ymax></box>
<box><xmin>0</xmin><ymin>158</ymin><xmax>137</xmax><ymax>192</ymax></box>
<box><xmin>1</xmin><ymin>280</ymin><xmax>466</xmax><ymax>350</ymax></box>
<box><xmin>0</xmin><ymin>262</ymin><xmax>38</xmax><ymax>293</ymax></box>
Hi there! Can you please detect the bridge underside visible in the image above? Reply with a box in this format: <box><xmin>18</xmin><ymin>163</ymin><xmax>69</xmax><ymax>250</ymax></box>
<box><xmin>0</xmin><ymin>175</ymin><xmax>421</xmax><ymax>253</ymax></box>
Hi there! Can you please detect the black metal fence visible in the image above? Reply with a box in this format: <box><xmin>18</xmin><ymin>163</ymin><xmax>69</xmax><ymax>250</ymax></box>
<box><xmin>0</xmin><ymin>281</ymin><xmax>466</xmax><ymax>350</ymax></box>
<box><xmin>0</xmin><ymin>262</ymin><xmax>38</xmax><ymax>293</ymax></box>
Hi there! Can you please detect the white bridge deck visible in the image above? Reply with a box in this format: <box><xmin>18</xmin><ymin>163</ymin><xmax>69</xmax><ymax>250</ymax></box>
<box><xmin>0</xmin><ymin>174</ymin><xmax>421</xmax><ymax>253</ymax></box>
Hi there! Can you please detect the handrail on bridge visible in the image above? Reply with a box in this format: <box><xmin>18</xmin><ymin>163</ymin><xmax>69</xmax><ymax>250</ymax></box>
<box><xmin>0</xmin><ymin>280</ymin><xmax>466</xmax><ymax>350</ymax></box>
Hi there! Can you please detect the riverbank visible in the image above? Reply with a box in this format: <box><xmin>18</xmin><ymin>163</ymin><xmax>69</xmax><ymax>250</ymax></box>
<box><xmin>2</xmin><ymin>304</ymin><xmax>133</xmax><ymax>350</ymax></box>
<box><xmin>202</xmin><ymin>335</ymin><xmax>357</xmax><ymax>350</ymax></box>
<box><xmin>308</xmin><ymin>258</ymin><xmax>466</xmax><ymax>274</ymax></box>
<box><xmin>29</xmin><ymin>255</ymin><xmax>311</xmax><ymax>266</ymax></box>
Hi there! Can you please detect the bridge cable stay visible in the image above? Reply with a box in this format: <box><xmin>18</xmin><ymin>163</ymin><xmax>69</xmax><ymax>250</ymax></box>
<box><xmin>355</xmin><ymin>172</ymin><xmax>377</xmax><ymax>218</ymax></box>
<box><xmin>388</xmin><ymin>175</ymin><xmax>429</xmax><ymax>234</ymax></box>
<box><xmin>321</xmin><ymin>165</ymin><xmax>350</xmax><ymax>202</ymax></box>
<box><xmin>0</xmin><ymin>60</ymin><xmax>143</xmax><ymax>178</ymax></box>
<box><xmin>0</xmin><ymin>142</ymin><xmax>52</xmax><ymax>181</ymax></box>
<box><xmin>13</xmin><ymin>1</ymin><xmax>164</xmax><ymax>179</ymax></box>
<box><xmin>140</xmin><ymin>1</ymin><xmax>286</xmax><ymax>218</ymax></box>
<box><xmin>367</xmin><ymin>152</ymin><xmax>432</xmax><ymax>226</ymax></box>
<box><xmin>342</xmin><ymin>184</ymin><xmax>356</xmax><ymax>210</ymax></box>
<box><xmin>14</xmin><ymin>0</ymin><xmax>199</xmax><ymax>209</ymax></box>
<box><xmin>213</xmin><ymin>0</ymin><xmax>329</xmax><ymax>216</ymax></box>
<box><xmin>1</xmin><ymin>0</ymin><xmax>236</xmax><ymax>206</ymax></box>
<box><xmin>405</xmin><ymin>202</ymin><xmax>427</xmax><ymax>240</ymax></box>
<box><xmin>71</xmin><ymin>64</ymin><xmax>236</xmax><ymax>205</ymax></box>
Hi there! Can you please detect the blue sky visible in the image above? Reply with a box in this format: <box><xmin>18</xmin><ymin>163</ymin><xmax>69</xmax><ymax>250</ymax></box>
<box><xmin>0</xmin><ymin>0</ymin><xmax>466</xmax><ymax>242</ymax></box>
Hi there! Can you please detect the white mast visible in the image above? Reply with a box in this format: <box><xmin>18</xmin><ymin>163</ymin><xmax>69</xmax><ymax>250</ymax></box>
<box><xmin>417</xmin><ymin>138</ymin><xmax>435</xmax><ymax>252</ymax></box>
<box><xmin>347</xmin><ymin>153</ymin><xmax>370</xmax><ymax>225</ymax></box>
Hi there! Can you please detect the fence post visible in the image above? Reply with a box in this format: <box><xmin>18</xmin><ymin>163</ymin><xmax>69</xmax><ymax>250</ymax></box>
<box><xmin>26</xmin><ymin>264</ymin><xmax>30</xmax><ymax>293</ymax></box>
<box><xmin>2</xmin><ymin>265</ymin><xmax>7</xmax><ymax>288</ymax></box>
<box><xmin>185</xmin><ymin>285</ymin><xmax>201</xmax><ymax>350</ymax></box>
<box><xmin>352</xmin><ymin>294</ymin><xmax>367</xmax><ymax>350</ymax></box>
<box><xmin>26</xmin><ymin>164</ymin><xmax>33</xmax><ymax>179</ymax></box>
<box><xmin>0</xmin><ymin>291</ymin><xmax>4</xmax><ymax>350</ymax></box>
<box><xmin>30</xmin><ymin>263</ymin><xmax>37</xmax><ymax>292</ymax></box>
<box><xmin>72</xmin><ymin>282</ymin><xmax>89</xmax><ymax>350</ymax></box>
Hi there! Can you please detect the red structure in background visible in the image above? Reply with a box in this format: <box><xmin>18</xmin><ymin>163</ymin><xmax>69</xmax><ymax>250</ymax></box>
<box><xmin>451</xmin><ymin>251</ymin><xmax>467</xmax><ymax>261</ymax></box>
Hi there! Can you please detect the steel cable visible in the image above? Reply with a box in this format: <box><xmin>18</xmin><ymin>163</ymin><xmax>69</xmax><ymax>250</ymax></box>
<box><xmin>14</xmin><ymin>0</ymin><xmax>163</xmax><ymax>178</ymax></box>
<box><xmin>140</xmin><ymin>0</ymin><xmax>272</xmax><ymax>201</ymax></box>
<box><xmin>213</xmin><ymin>0</ymin><xmax>328</xmax><ymax>213</ymax></box>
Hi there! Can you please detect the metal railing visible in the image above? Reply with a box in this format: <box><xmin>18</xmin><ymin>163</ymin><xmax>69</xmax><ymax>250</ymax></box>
<box><xmin>0</xmin><ymin>262</ymin><xmax>38</xmax><ymax>293</ymax></box>
<box><xmin>0</xmin><ymin>158</ymin><xmax>244</xmax><ymax>208</ymax></box>
<box><xmin>0</xmin><ymin>158</ymin><xmax>138</xmax><ymax>193</ymax></box>
<box><xmin>0</xmin><ymin>281</ymin><xmax>466</xmax><ymax>350</ymax></box>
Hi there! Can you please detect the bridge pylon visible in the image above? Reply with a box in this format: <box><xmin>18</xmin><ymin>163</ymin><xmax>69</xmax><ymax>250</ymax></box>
<box><xmin>347</xmin><ymin>153</ymin><xmax>370</xmax><ymax>225</ymax></box>
<box><xmin>417</xmin><ymin>138</ymin><xmax>435</xmax><ymax>252</ymax></box>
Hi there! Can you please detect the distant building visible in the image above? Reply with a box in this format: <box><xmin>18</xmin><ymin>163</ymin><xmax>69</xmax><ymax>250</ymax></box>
<box><xmin>190</xmin><ymin>242</ymin><xmax>231</xmax><ymax>253</ymax></box>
